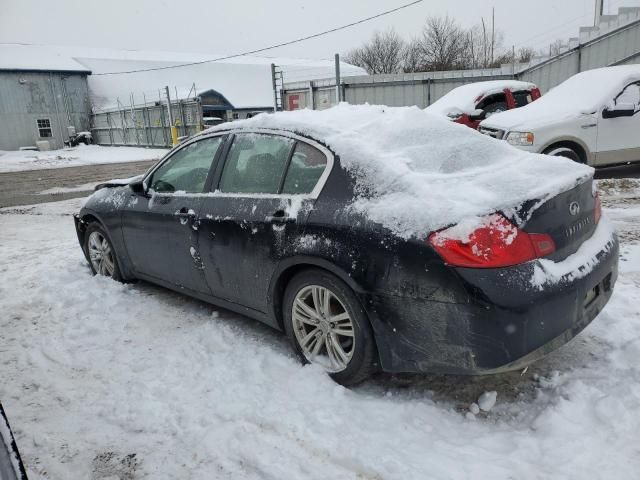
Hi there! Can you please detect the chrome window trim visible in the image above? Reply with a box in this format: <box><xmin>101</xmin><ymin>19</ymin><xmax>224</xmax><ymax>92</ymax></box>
<box><xmin>145</xmin><ymin>128</ymin><xmax>335</xmax><ymax>200</ymax></box>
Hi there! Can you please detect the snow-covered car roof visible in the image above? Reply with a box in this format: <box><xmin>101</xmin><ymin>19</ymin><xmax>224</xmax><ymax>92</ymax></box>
<box><xmin>481</xmin><ymin>65</ymin><xmax>640</xmax><ymax>130</ymax></box>
<box><xmin>206</xmin><ymin>104</ymin><xmax>591</xmax><ymax>238</ymax></box>
<box><xmin>425</xmin><ymin>80</ymin><xmax>537</xmax><ymax>117</ymax></box>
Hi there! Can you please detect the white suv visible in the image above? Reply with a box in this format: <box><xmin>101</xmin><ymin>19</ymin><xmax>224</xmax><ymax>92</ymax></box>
<box><xmin>479</xmin><ymin>66</ymin><xmax>640</xmax><ymax>166</ymax></box>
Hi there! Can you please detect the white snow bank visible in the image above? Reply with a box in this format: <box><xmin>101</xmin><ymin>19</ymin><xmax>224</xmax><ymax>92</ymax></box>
<box><xmin>38</xmin><ymin>182</ymin><xmax>97</xmax><ymax>195</ymax></box>
<box><xmin>426</xmin><ymin>80</ymin><xmax>536</xmax><ymax>117</ymax></box>
<box><xmin>209</xmin><ymin>104</ymin><xmax>592</xmax><ymax>238</ymax></box>
<box><xmin>532</xmin><ymin>218</ymin><xmax>616</xmax><ymax>288</ymax></box>
<box><xmin>1</xmin><ymin>197</ymin><xmax>640</xmax><ymax>479</ymax></box>
<box><xmin>482</xmin><ymin>65</ymin><xmax>640</xmax><ymax>130</ymax></box>
<box><xmin>0</xmin><ymin>145</ymin><xmax>167</xmax><ymax>173</ymax></box>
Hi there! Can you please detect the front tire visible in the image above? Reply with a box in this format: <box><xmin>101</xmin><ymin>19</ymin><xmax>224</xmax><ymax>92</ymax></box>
<box><xmin>544</xmin><ymin>145</ymin><xmax>583</xmax><ymax>163</ymax></box>
<box><xmin>83</xmin><ymin>222</ymin><xmax>124</xmax><ymax>282</ymax></box>
<box><xmin>283</xmin><ymin>269</ymin><xmax>377</xmax><ymax>386</ymax></box>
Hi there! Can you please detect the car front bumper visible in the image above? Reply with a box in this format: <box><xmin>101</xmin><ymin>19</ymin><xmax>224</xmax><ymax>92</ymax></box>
<box><xmin>364</xmin><ymin>230</ymin><xmax>619</xmax><ymax>375</ymax></box>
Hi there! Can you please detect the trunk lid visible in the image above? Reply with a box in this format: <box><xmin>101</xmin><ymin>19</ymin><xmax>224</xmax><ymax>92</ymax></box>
<box><xmin>512</xmin><ymin>179</ymin><xmax>597</xmax><ymax>262</ymax></box>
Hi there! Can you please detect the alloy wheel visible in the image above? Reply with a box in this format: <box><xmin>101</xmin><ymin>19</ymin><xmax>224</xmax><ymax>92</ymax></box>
<box><xmin>87</xmin><ymin>231</ymin><xmax>115</xmax><ymax>277</ymax></box>
<box><xmin>291</xmin><ymin>285</ymin><xmax>355</xmax><ymax>372</ymax></box>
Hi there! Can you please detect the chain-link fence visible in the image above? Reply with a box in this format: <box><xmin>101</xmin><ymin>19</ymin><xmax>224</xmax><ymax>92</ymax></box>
<box><xmin>91</xmin><ymin>99</ymin><xmax>203</xmax><ymax>147</ymax></box>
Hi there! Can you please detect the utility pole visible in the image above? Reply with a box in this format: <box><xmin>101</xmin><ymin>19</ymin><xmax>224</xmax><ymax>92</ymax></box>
<box><xmin>594</xmin><ymin>0</ymin><xmax>604</xmax><ymax>26</ymax></box>
<box><xmin>491</xmin><ymin>7</ymin><xmax>495</xmax><ymax>66</ymax></box>
<box><xmin>271</xmin><ymin>63</ymin><xmax>279</xmax><ymax>112</ymax></box>
<box><xmin>165</xmin><ymin>86</ymin><xmax>178</xmax><ymax>146</ymax></box>
<box><xmin>335</xmin><ymin>53</ymin><xmax>342</xmax><ymax>104</ymax></box>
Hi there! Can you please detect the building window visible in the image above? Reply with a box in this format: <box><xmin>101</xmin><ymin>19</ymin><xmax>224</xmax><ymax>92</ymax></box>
<box><xmin>232</xmin><ymin>113</ymin><xmax>239</xmax><ymax>120</ymax></box>
<box><xmin>37</xmin><ymin>119</ymin><xmax>52</xmax><ymax>138</ymax></box>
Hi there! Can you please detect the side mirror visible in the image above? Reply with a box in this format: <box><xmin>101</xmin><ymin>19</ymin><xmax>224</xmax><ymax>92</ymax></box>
<box><xmin>129</xmin><ymin>178</ymin><xmax>147</xmax><ymax>195</ymax></box>
<box><xmin>468</xmin><ymin>108</ymin><xmax>486</xmax><ymax>121</ymax></box>
<box><xmin>603</xmin><ymin>103</ymin><xmax>636</xmax><ymax>119</ymax></box>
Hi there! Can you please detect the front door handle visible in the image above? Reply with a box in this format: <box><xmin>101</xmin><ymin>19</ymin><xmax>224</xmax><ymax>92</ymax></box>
<box><xmin>175</xmin><ymin>207</ymin><xmax>197</xmax><ymax>223</ymax></box>
<box><xmin>581</xmin><ymin>123</ymin><xmax>597</xmax><ymax>129</ymax></box>
<box><xmin>265</xmin><ymin>209</ymin><xmax>296</xmax><ymax>224</ymax></box>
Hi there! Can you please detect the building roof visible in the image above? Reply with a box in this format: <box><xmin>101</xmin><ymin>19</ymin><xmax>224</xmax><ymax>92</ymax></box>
<box><xmin>0</xmin><ymin>44</ymin><xmax>91</xmax><ymax>73</ymax></box>
<box><xmin>0</xmin><ymin>44</ymin><xmax>365</xmax><ymax>111</ymax></box>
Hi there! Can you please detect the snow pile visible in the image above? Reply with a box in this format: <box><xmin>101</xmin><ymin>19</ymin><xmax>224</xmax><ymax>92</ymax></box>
<box><xmin>426</xmin><ymin>80</ymin><xmax>536</xmax><ymax>117</ymax></box>
<box><xmin>1</xmin><ymin>196</ymin><xmax>640</xmax><ymax>479</ymax></box>
<box><xmin>482</xmin><ymin>65</ymin><xmax>640</xmax><ymax>129</ymax></box>
<box><xmin>0</xmin><ymin>145</ymin><xmax>167</xmax><ymax>173</ymax></box>
<box><xmin>209</xmin><ymin>104</ymin><xmax>592</xmax><ymax>238</ymax></box>
<box><xmin>532</xmin><ymin>218</ymin><xmax>617</xmax><ymax>288</ymax></box>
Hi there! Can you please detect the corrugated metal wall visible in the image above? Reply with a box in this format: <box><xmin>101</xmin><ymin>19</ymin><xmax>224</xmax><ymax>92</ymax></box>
<box><xmin>283</xmin><ymin>19</ymin><xmax>640</xmax><ymax>111</ymax></box>
<box><xmin>0</xmin><ymin>71</ymin><xmax>91</xmax><ymax>150</ymax></box>
<box><xmin>90</xmin><ymin>100</ymin><xmax>202</xmax><ymax>147</ymax></box>
<box><xmin>519</xmin><ymin>19</ymin><xmax>640</xmax><ymax>90</ymax></box>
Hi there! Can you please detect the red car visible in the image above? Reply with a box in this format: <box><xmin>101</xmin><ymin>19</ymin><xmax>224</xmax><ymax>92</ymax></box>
<box><xmin>426</xmin><ymin>80</ymin><xmax>542</xmax><ymax>130</ymax></box>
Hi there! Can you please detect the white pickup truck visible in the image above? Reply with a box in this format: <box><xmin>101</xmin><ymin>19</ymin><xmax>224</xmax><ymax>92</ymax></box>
<box><xmin>478</xmin><ymin>65</ymin><xmax>640</xmax><ymax>166</ymax></box>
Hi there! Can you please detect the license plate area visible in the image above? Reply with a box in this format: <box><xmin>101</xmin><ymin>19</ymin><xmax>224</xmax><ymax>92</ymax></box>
<box><xmin>584</xmin><ymin>284</ymin><xmax>600</xmax><ymax>308</ymax></box>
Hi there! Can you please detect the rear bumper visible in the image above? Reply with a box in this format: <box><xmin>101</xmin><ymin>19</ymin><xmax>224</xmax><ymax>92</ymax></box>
<box><xmin>365</xmin><ymin>228</ymin><xmax>619</xmax><ymax>374</ymax></box>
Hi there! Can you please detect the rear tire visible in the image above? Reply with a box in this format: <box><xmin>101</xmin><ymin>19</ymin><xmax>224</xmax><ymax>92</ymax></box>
<box><xmin>283</xmin><ymin>269</ymin><xmax>377</xmax><ymax>386</ymax></box>
<box><xmin>83</xmin><ymin>222</ymin><xmax>124</xmax><ymax>282</ymax></box>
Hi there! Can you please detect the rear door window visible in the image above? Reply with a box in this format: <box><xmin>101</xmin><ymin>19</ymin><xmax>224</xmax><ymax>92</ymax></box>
<box><xmin>218</xmin><ymin>134</ymin><xmax>294</xmax><ymax>194</ymax></box>
<box><xmin>282</xmin><ymin>142</ymin><xmax>328</xmax><ymax>195</ymax></box>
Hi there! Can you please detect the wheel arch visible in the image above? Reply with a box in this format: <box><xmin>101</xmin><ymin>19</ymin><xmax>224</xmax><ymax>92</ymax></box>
<box><xmin>78</xmin><ymin>209</ymin><xmax>134</xmax><ymax>281</ymax></box>
<box><xmin>268</xmin><ymin>256</ymin><xmax>366</xmax><ymax>332</ymax></box>
<box><xmin>541</xmin><ymin>137</ymin><xmax>592</xmax><ymax>164</ymax></box>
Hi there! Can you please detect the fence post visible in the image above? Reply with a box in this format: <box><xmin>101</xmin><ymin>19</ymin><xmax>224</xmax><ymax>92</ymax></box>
<box><xmin>107</xmin><ymin>112</ymin><xmax>114</xmax><ymax>144</ymax></box>
<box><xmin>334</xmin><ymin>53</ymin><xmax>342</xmax><ymax>104</ymax></box>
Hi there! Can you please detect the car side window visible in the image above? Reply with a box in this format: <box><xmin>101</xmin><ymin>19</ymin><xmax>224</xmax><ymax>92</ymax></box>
<box><xmin>150</xmin><ymin>136</ymin><xmax>223</xmax><ymax>193</ymax></box>
<box><xmin>218</xmin><ymin>134</ymin><xmax>294</xmax><ymax>194</ymax></box>
<box><xmin>616</xmin><ymin>83</ymin><xmax>640</xmax><ymax>110</ymax></box>
<box><xmin>282</xmin><ymin>142</ymin><xmax>328</xmax><ymax>195</ymax></box>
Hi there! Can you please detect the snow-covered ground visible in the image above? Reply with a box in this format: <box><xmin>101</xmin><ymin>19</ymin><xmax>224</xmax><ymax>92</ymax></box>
<box><xmin>0</xmin><ymin>145</ymin><xmax>168</xmax><ymax>173</ymax></box>
<box><xmin>1</xmin><ymin>180</ymin><xmax>639</xmax><ymax>479</ymax></box>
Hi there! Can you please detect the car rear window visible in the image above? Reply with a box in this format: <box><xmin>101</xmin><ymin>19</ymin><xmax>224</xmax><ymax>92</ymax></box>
<box><xmin>218</xmin><ymin>134</ymin><xmax>293</xmax><ymax>194</ymax></box>
<box><xmin>282</xmin><ymin>142</ymin><xmax>328</xmax><ymax>195</ymax></box>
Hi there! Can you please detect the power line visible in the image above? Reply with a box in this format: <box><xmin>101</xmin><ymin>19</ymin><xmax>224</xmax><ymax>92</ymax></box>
<box><xmin>93</xmin><ymin>0</ymin><xmax>424</xmax><ymax>76</ymax></box>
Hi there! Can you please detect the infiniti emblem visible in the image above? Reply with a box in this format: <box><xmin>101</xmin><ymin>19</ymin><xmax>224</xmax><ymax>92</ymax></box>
<box><xmin>569</xmin><ymin>201</ymin><xmax>580</xmax><ymax>216</ymax></box>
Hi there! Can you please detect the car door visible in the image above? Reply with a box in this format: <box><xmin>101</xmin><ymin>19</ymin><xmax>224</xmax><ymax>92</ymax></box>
<box><xmin>120</xmin><ymin>134</ymin><xmax>225</xmax><ymax>294</ymax></box>
<box><xmin>197</xmin><ymin>132</ymin><xmax>331</xmax><ymax>313</ymax></box>
<box><xmin>596</xmin><ymin>81</ymin><xmax>640</xmax><ymax>166</ymax></box>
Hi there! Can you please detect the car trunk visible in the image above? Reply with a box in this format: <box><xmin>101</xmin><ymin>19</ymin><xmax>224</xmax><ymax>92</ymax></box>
<box><xmin>513</xmin><ymin>179</ymin><xmax>598</xmax><ymax>262</ymax></box>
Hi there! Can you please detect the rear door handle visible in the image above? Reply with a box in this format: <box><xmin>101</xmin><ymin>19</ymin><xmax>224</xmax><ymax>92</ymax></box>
<box><xmin>581</xmin><ymin>123</ymin><xmax>597</xmax><ymax>129</ymax></box>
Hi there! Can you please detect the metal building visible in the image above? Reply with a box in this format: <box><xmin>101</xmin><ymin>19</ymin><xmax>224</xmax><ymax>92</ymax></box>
<box><xmin>0</xmin><ymin>55</ymin><xmax>91</xmax><ymax>150</ymax></box>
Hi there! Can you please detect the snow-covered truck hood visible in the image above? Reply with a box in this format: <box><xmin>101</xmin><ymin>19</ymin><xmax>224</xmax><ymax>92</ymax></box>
<box><xmin>425</xmin><ymin>80</ymin><xmax>536</xmax><ymax>117</ymax></box>
<box><xmin>481</xmin><ymin>65</ymin><xmax>640</xmax><ymax>132</ymax></box>
<box><xmin>205</xmin><ymin>104</ymin><xmax>593</xmax><ymax>239</ymax></box>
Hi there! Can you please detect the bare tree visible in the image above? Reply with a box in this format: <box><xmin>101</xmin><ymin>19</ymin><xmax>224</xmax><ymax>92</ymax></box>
<box><xmin>402</xmin><ymin>37</ymin><xmax>425</xmax><ymax>72</ymax></box>
<box><xmin>343</xmin><ymin>29</ymin><xmax>406</xmax><ymax>74</ymax></box>
<box><xmin>418</xmin><ymin>16</ymin><xmax>469</xmax><ymax>71</ymax></box>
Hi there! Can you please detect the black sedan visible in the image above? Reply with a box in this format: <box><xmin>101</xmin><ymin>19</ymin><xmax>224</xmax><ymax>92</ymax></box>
<box><xmin>74</xmin><ymin>108</ymin><xmax>618</xmax><ymax>385</ymax></box>
<box><xmin>0</xmin><ymin>403</ymin><xmax>27</xmax><ymax>480</ymax></box>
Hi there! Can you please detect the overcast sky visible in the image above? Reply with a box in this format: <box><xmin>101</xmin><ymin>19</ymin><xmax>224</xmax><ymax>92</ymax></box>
<box><xmin>1</xmin><ymin>0</ymin><xmax>639</xmax><ymax>61</ymax></box>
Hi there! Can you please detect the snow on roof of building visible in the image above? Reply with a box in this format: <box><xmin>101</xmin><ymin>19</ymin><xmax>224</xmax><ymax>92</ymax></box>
<box><xmin>425</xmin><ymin>80</ymin><xmax>537</xmax><ymax>117</ymax></box>
<box><xmin>0</xmin><ymin>44</ymin><xmax>365</xmax><ymax>111</ymax></box>
<box><xmin>206</xmin><ymin>104</ymin><xmax>592</xmax><ymax>238</ymax></box>
<box><xmin>0</xmin><ymin>44</ymin><xmax>91</xmax><ymax>73</ymax></box>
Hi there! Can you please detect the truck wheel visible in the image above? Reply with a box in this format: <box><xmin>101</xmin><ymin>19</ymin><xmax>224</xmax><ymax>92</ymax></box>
<box><xmin>543</xmin><ymin>145</ymin><xmax>583</xmax><ymax>163</ymax></box>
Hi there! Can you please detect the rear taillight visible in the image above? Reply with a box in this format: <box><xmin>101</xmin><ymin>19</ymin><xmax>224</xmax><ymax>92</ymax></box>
<box><xmin>428</xmin><ymin>214</ymin><xmax>556</xmax><ymax>268</ymax></box>
<box><xmin>594</xmin><ymin>194</ymin><xmax>602</xmax><ymax>224</ymax></box>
